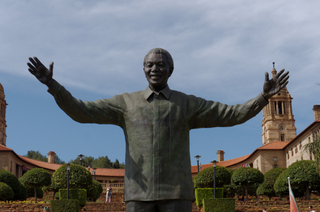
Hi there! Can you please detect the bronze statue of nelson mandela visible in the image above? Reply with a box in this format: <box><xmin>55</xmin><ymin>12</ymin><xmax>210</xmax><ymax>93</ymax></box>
<box><xmin>27</xmin><ymin>48</ymin><xmax>289</xmax><ymax>212</ymax></box>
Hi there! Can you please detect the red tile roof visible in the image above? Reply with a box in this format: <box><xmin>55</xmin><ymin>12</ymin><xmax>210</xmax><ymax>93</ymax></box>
<box><xmin>0</xmin><ymin>144</ymin><xmax>12</xmax><ymax>151</ymax></box>
<box><xmin>18</xmin><ymin>156</ymin><xmax>63</xmax><ymax>171</ymax></box>
<box><xmin>94</xmin><ymin>168</ymin><xmax>125</xmax><ymax>177</ymax></box>
<box><xmin>216</xmin><ymin>154</ymin><xmax>251</xmax><ymax>167</ymax></box>
<box><xmin>257</xmin><ymin>141</ymin><xmax>289</xmax><ymax>150</ymax></box>
<box><xmin>192</xmin><ymin>141</ymin><xmax>290</xmax><ymax>173</ymax></box>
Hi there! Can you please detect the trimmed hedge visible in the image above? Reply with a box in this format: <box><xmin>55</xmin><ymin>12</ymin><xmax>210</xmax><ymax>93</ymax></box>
<box><xmin>59</xmin><ymin>189</ymin><xmax>87</xmax><ymax>207</ymax></box>
<box><xmin>195</xmin><ymin>188</ymin><xmax>223</xmax><ymax>207</ymax></box>
<box><xmin>203</xmin><ymin>198</ymin><xmax>235</xmax><ymax>212</ymax></box>
<box><xmin>0</xmin><ymin>182</ymin><xmax>14</xmax><ymax>201</ymax></box>
<box><xmin>50</xmin><ymin>199</ymin><xmax>79</xmax><ymax>212</ymax></box>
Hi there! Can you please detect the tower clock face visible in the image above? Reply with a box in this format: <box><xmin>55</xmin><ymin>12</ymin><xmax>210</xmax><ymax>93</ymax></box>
<box><xmin>278</xmin><ymin>124</ymin><xmax>286</xmax><ymax>132</ymax></box>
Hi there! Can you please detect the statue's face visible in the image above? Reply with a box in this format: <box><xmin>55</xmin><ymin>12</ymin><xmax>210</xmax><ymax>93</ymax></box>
<box><xmin>143</xmin><ymin>53</ymin><xmax>172</xmax><ymax>91</ymax></box>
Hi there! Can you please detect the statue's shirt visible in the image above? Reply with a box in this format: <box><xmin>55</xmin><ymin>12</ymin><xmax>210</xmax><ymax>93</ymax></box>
<box><xmin>48</xmin><ymin>81</ymin><xmax>268</xmax><ymax>201</ymax></box>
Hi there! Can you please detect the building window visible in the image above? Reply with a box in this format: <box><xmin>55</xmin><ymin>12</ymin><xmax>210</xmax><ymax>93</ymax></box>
<box><xmin>275</xmin><ymin>101</ymin><xmax>285</xmax><ymax>114</ymax></box>
<box><xmin>299</xmin><ymin>143</ymin><xmax>302</xmax><ymax>151</ymax></box>
<box><xmin>273</xmin><ymin>164</ymin><xmax>278</xmax><ymax>168</ymax></box>
<box><xmin>295</xmin><ymin>147</ymin><xmax>298</xmax><ymax>154</ymax></box>
<box><xmin>292</xmin><ymin>149</ymin><xmax>294</xmax><ymax>156</ymax></box>
<box><xmin>281</xmin><ymin>134</ymin><xmax>285</xmax><ymax>141</ymax></box>
<box><xmin>287</xmin><ymin>153</ymin><xmax>289</xmax><ymax>159</ymax></box>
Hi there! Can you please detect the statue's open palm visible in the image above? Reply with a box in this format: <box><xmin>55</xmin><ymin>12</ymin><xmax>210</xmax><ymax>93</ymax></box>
<box><xmin>27</xmin><ymin>57</ymin><xmax>54</xmax><ymax>86</ymax></box>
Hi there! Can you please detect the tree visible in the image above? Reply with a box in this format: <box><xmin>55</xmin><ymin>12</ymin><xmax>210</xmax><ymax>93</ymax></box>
<box><xmin>193</xmin><ymin>166</ymin><xmax>231</xmax><ymax>188</ymax></box>
<box><xmin>0</xmin><ymin>182</ymin><xmax>14</xmax><ymax>201</ymax></box>
<box><xmin>232</xmin><ymin>167</ymin><xmax>264</xmax><ymax>201</ymax></box>
<box><xmin>70</xmin><ymin>156</ymin><xmax>95</xmax><ymax>167</ymax></box>
<box><xmin>113</xmin><ymin>159</ymin><xmax>120</xmax><ymax>169</ymax></box>
<box><xmin>24</xmin><ymin>150</ymin><xmax>65</xmax><ymax>164</ymax></box>
<box><xmin>274</xmin><ymin>160</ymin><xmax>320</xmax><ymax>200</ymax></box>
<box><xmin>94</xmin><ymin>156</ymin><xmax>112</xmax><ymax>168</ymax></box>
<box><xmin>256</xmin><ymin>168</ymin><xmax>286</xmax><ymax>200</ymax></box>
<box><xmin>0</xmin><ymin>169</ymin><xmax>21</xmax><ymax>200</ymax></box>
<box><xmin>304</xmin><ymin>134</ymin><xmax>320</xmax><ymax>172</ymax></box>
<box><xmin>52</xmin><ymin>164</ymin><xmax>92</xmax><ymax>190</ymax></box>
<box><xmin>20</xmin><ymin>168</ymin><xmax>51</xmax><ymax>203</ymax></box>
<box><xmin>69</xmin><ymin>155</ymin><xmax>124</xmax><ymax>169</ymax></box>
<box><xmin>25</xmin><ymin>150</ymin><xmax>47</xmax><ymax>162</ymax></box>
<box><xmin>54</xmin><ymin>155</ymin><xmax>65</xmax><ymax>164</ymax></box>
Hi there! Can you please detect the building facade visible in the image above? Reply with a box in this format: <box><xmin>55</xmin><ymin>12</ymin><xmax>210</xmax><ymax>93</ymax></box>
<box><xmin>201</xmin><ymin>65</ymin><xmax>319</xmax><ymax>174</ymax></box>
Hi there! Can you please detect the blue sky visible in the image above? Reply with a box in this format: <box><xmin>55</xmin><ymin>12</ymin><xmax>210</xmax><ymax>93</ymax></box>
<box><xmin>0</xmin><ymin>1</ymin><xmax>319</xmax><ymax>166</ymax></box>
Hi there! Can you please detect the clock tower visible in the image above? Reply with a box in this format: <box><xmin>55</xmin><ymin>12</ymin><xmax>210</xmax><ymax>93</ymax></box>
<box><xmin>0</xmin><ymin>83</ymin><xmax>7</xmax><ymax>146</ymax></box>
<box><xmin>261</xmin><ymin>63</ymin><xmax>296</xmax><ymax>145</ymax></box>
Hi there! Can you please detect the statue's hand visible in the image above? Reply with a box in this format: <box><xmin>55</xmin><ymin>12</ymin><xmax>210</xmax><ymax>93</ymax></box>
<box><xmin>27</xmin><ymin>57</ymin><xmax>54</xmax><ymax>86</ymax></box>
<box><xmin>262</xmin><ymin>69</ymin><xmax>289</xmax><ymax>100</ymax></box>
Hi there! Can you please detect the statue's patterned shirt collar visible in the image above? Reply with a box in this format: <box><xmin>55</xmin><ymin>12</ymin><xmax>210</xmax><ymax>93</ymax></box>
<box><xmin>144</xmin><ymin>85</ymin><xmax>171</xmax><ymax>100</ymax></box>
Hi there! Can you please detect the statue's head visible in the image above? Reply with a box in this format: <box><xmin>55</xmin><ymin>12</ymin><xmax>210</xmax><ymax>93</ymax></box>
<box><xmin>143</xmin><ymin>48</ymin><xmax>174</xmax><ymax>92</ymax></box>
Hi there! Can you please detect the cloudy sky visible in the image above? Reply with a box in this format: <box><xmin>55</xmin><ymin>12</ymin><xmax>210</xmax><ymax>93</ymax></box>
<box><xmin>1</xmin><ymin>1</ymin><xmax>319</xmax><ymax>166</ymax></box>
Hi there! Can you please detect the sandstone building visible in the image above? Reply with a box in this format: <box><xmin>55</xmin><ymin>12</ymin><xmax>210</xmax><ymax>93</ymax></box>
<box><xmin>0</xmin><ymin>65</ymin><xmax>319</xmax><ymax>190</ymax></box>
<box><xmin>192</xmin><ymin>65</ymin><xmax>319</xmax><ymax>174</ymax></box>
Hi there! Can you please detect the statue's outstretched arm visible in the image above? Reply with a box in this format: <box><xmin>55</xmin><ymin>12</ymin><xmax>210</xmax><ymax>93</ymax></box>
<box><xmin>27</xmin><ymin>57</ymin><xmax>54</xmax><ymax>87</ymax></box>
<box><xmin>262</xmin><ymin>69</ymin><xmax>289</xmax><ymax>100</ymax></box>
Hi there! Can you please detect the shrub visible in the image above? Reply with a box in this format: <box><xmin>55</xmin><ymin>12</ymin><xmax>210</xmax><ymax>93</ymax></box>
<box><xmin>27</xmin><ymin>187</ymin><xmax>43</xmax><ymax>198</ymax></box>
<box><xmin>59</xmin><ymin>189</ymin><xmax>87</xmax><ymax>207</ymax></box>
<box><xmin>20</xmin><ymin>168</ymin><xmax>51</xmax><ymax>203</ymax></box>
<box><xmin>54</xmin><ymin>192</ymin><xmax>59</xmax><ymax>200</ymax></box>
<box><xmin>0</xmin><ymin>182</ymin><xmax>14</xmax><ymax>201</ymax></box>
<box><xmin>17</xmin><ymin>180</ymin><xmax>27</xmax><ymax>201</ymax></box>
<box><xmin>0</xmin><ymin>169</ymin><xmax>20</xmax><ymax>200</ymax></box>
<box><xmin>194</xmin><ymin>166</ymin><xmax>231</xmax><ymax>188</ymax></box>
<box><xmin>274</xmin><ymin>160</ymin><xmax>320</xmax><ymax>200</ymax></box>
<box><xmin>195</xmin><ymin>188</ymin><xmax>223</xmax><ymax>207</ymax></box>
<box><xmin>87</xmin><ymin>180</ymin><xmax>103</xmax><ymax>201</ymax></box>
<box><xmin>257</xmin><ymin>168</ymin><xmax>286</xmax><ymax>199</ymax></box>
<box><xmin>203</xmin><ymin>198</ymin><xmax>235</xmax><ymax>212</ymax></box>
<box><xmin>232</xmin><ymin>167</ymin><xmax>264</xmax><ymax>201</ymax></box>
<box><xmin>52</xmin><ymin>164</ymin><xmax>92</xmax><ymax>190</ymax></box>
<box><xmin>50</xmin><ymin>199</ymin><xmax>79</xmax><ymax>212</ymax></box>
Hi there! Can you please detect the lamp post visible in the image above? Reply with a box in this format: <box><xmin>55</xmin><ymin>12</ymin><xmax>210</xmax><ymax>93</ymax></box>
<box><xmin>78</xmin><ymin>154</ymin><xmax>84</xmax><ymax>166</ymax></box>
<box><xmin>88</xmin><ymin>164</ymin><xmax>91</xmax><ymax>171</ymax></box>
<box><xmin>92</xmin><ymin>167</ymin><xmax>96</xmax><ymax>180</ymax></box>
<box><xmin>67</xmin><ymin>163</ymin><xmax>70</xmax><ymax>200</ymax></box>
<box><xmin>212</xmin><ymin>160</ymin><xmax>217</xmax><ymax>198</ymax></box>
<box><xmin>194</xmin><ymin>155</ymin><xmax>201</xmax><ymax>173</ymax></box>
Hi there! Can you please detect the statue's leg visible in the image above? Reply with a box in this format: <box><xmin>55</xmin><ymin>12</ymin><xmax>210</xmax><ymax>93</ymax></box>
<box><xmin>156</xmin><ymin>200</ymin><xmax>192</xmax><ymax>212</ymax></box>
<box><xmin>126</xmin><ymin>201</ymin><xmax>157</xmax><ymax>212</ymax></box>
